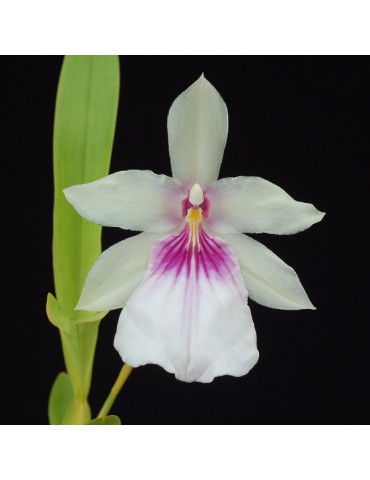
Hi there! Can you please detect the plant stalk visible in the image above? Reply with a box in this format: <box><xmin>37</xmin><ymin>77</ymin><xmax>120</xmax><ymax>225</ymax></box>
<box><xmin>98</xmin><ymin>364</ymin><xmax>133</xmax><ymax>418</ymax></box>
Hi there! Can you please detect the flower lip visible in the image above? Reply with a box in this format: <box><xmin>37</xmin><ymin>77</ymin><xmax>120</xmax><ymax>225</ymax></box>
<box><xmin>114</xmin><ymin>223</ymin><xmax>259</xmax><ymax>382</ymax></box>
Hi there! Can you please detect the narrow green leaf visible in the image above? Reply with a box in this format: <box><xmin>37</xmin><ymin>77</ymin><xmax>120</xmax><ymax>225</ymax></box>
<box><xmin>53</xmin><ymin>55</ymin><xmax>120</xmax><ymax>314</ymax></box>
<box><xmin>48</xmin><ymin>372</ymin><xmax>74</xmax><ymax>425</ymax></box>
<box><xmin>48</xmin><ymin>56</ymin><xmax>120</xmax><ymax>411</ymax></box>
<box><xmin>86</xmin><ymin>415</ymin><xmax>121</xmax><ymax>425</ymax></box>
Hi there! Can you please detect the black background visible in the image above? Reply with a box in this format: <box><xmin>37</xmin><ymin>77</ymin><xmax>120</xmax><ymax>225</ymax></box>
<box><xmin>1</xmin><ymin>56</ymin><xmax>369</xmax><ymax>424</ymax></box>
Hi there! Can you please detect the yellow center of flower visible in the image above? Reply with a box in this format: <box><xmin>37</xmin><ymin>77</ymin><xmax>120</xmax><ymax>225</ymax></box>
<box><xmin>186</xmin><ymin>207</ymin><xmax>202</xmax><ymax>249</ymax></box>
<box><xmin>186</xmin><ymin>184</ymin><xmax>204</xmax><ymax>249</ymax></box>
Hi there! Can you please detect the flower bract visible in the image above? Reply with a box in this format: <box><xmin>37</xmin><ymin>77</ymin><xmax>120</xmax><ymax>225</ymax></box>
<box><xmin>64</xmin><ymin>75</ymin><xmax>325</xmax><ymax>383</ymax></box>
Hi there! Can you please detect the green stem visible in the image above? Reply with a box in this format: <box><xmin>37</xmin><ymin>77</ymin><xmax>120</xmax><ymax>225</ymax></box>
<box><xmin>98</xmin><ymin>364</ymin><xmax>133</xmax><ymax>418</ymax></box>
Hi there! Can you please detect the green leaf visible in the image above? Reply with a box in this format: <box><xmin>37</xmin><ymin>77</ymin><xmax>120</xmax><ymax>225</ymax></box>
<box><xmin>46</xmin><ymin>292</ymin><xmax>107</xmax><ymax>333</ymax></box>
<box><xmin>53</xmin><ymin>55</ymin><xmax>120</xmax><ymax>314</ymax></box>
<box><xmin>48</xmin><ymin>372</ymin><xmax>74</xmax><ymax>425</ymax></box>
<box><xmin>86</xmin><ymin>415</ymin><xmax>121</xmax><ymax>425</ymax></box>
<box><xmin>48</xmin><ymin>56</ymin><xmax>120</xmax><ymax>414</ymax></box>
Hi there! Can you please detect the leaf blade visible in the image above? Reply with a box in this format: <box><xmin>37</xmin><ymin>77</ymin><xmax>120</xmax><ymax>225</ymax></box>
<box><xmin>48</xmin><ymin>372</ymin><xmax>74</xmax><ymax>425</ymax></box>
<box><xmin>53</xmin><ymin>55</ymin><xmax>120</xmax><ymax>313</ymax></box>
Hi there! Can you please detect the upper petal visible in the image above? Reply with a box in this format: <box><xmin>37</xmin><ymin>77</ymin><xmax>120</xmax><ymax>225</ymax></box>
<box><xmin>76</xmin><ymin>232</ymin><xmax>162</xmax><ymax>311</ymax></box>
<box><xmin>217</xmin><ymin>232</ymin><xmax>315</xmax><ymax>310</ymax></box>
<box><xmin>168</xmin><ymin>74</ymin><xmax>228</xmax><ymax>189</ymax></box>
<box><xmin>114</xmin><ymin>226</ymin><xmax>258</xmax><ymax>383</ymax></box>
<box><xmin>206</xmin><ymin>176</ymin><xmax>325</xmax><ymax>234</ymax></box>
<box><xmin>64</xmin><ymin>170</ymin><xmax>187</xmax><ymax>233</ymax></box>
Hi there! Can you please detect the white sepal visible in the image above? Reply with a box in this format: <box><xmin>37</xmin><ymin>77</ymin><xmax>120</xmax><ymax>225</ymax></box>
<box><xmin>64</xmin><ymin>170</ymin><xmax>187</xmax><ymax>233</ymax></box>
<box><xmin>168</xmin><ymin>74</ymin><xmax>228</xmax><ymax>189</ymax></box>
<box><xmin>76</xmin><ymin>232</ymin><xmax>162</xmax><ymax>311</ymax></box>
<box><xmin>206</xmin><ymin>176</ymin><xmax>325</xmax><ymax>234</ymax></box>
<box><xmin>217</xmin><ymin>232</ymin><xmax>316</xmax><ymax>310</ymax></box>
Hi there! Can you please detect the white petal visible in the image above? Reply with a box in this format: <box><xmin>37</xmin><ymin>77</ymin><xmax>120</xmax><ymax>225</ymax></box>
<box><xmin>114</xmin><ymin>227</ymin><xmax>258</xmax><ymax>383</ymax></box>
<box><xmin>168</xmin><ymin>75</ymin><xmax>228</xmax><ymax>189</ymax></box>
<box><xmin>76</xmin><ymin>233</ymin><xmax>162</xmax><ymax>311</ymax></box>
<box><xmin>64</xmin><ymin>170</ymin><xmax>187</xmax><ymax>233</ymax></box>
<box><xmin>217</xmin><ymin>232</ymin><xmax>315</xmax><ymax>310</ymax></box>
<box><xmin>206</xmin><ymin>176</ymin><xmax>325</xmax><ymax>234</ymax></box>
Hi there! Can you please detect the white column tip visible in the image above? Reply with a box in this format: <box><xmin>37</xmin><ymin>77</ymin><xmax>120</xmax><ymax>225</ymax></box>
<box><xmin>189</xmin><ymin>183</ymin><xmax>204</xmax><ymax>206</ymax></box>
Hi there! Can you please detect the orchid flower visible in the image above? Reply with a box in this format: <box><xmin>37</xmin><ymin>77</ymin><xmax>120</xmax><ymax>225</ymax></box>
<box><xmin>64</xmin><ymin>75</ymin><xmax>324</xmax><ymax>383</ymax></box>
